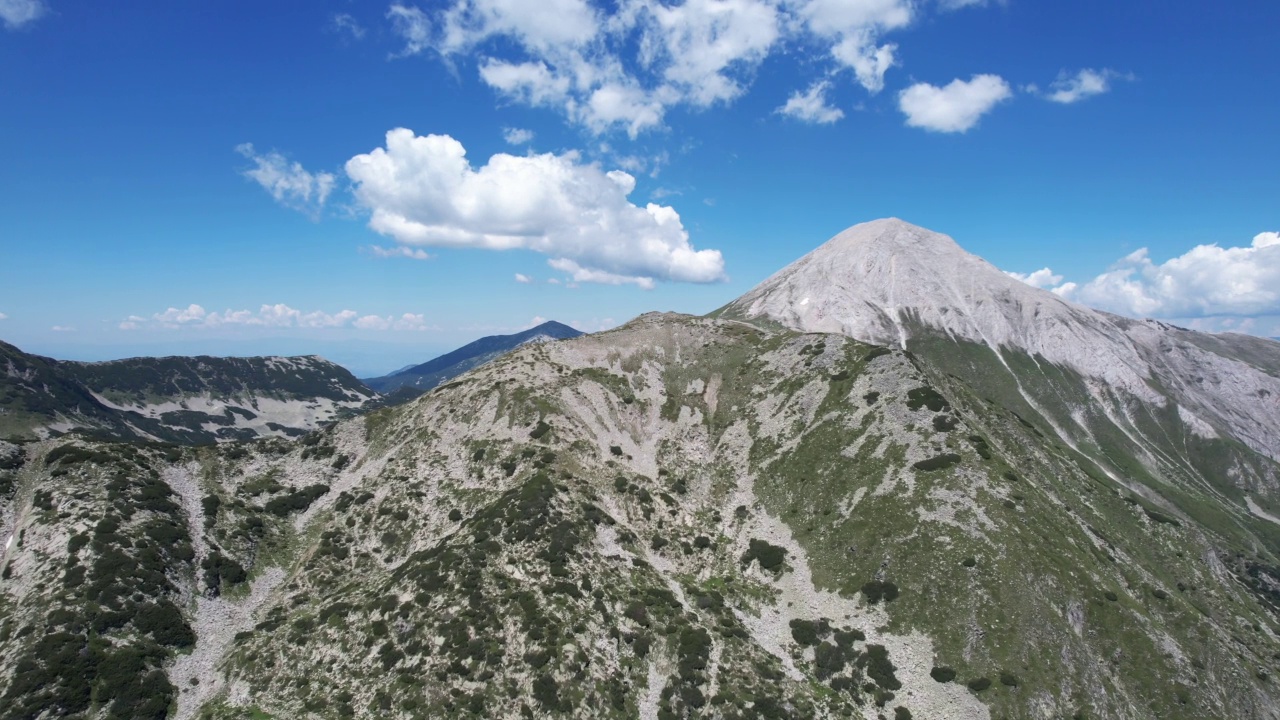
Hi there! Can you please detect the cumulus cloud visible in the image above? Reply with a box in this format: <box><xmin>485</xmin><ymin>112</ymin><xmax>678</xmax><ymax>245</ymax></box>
<box><xmin>119</xmin><ymin>304</ymin><xmax>434</xmax><ymax>332</ymax></box>
<box><xmin>1044</xmin><ymin>68</ymin><xmax>1128</xmax><ymax>104</ymax></box>
<box><xmin>345</xmin><ymin>128</ymin><xmax>725</xmax><ymax>286</ymax></box>
<box><xmin>0</xmin><ymin>312</ymin><xmax>7</xmax><ymax>320</ymax></box>
<box><xmin>1005</xmin><ymin>267</ymin><xmax>1064</xmax><ymax>290</ymax></box>
<box><xmin>937</xmin><ymin>0</ymin><xmax>990</xmax><ymax>10</ymax></box>
<box><xmin>503</xmin><ymin>127</ymin><xmax>535</xmax><ymax>145</ymax></box>
<box><xmin>235</xmin><ymin>144</ymin><xmax>336</xmax><ymax>216</ymax></box>
<box><xmin>1061</xmin><ymin>232</ymin><xmax>1280</xmax><ymax>318</ymax></box>
<box><xmin>51</xmin><ymin>325</ymin><xmax>75</xmax><ymax>332</ymax></box>
<box><xmin>515</xmin><ymin>273</ymin><xmax>534</xmax><ymax>283</ymax></box>
<box><xmin>778</xmin><ymin>80</ymin><xmax>844</xmax><ymax>123</ymax></box>
<box><xmin>898</xmin><ymin>74</ymin><xmax>1011</xmax><ymax>132</ymax></box>
<box><xmin>0</xmin><ymin>0</ymin><xmax>45</xmax><ymax>30</ymax></box>
<box><xmin>388</xmin><ymin>0</ymin><xmax>936</xmax><ymax>134</ymax></box>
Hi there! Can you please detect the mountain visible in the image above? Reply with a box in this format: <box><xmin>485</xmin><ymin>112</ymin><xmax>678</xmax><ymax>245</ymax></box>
<box><xmin>3</xmin><ymin>221</ymin><xmax>1280</xmax><ymax>720</ymax></box>
<box><xmin>0</xmin><ymin>340</ymin><xmax>376</xmax><ymax>444</ymax></box>
<box><xmin>719</xmin><ymin>217</ymin><xmax>1280</xmax><ymax>465</ymax></box>
<box><xmin>363</xmin><ymin>321</ymin><xmax>583</xmax><ymax>402</ymax></box>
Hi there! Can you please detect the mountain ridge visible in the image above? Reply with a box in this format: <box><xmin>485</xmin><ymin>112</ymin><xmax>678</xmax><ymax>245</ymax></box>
<box><xmin>363</xmin><ymin>320</ymin><xmax>583</xmax><ymax>399</ymax></box>
<box><xmin>0</xmin><ymin>340</ymin><xmax>375</xmax><ymax>444</ymax></box>
<box><xmin>3</xmin><ymin>222</ymin><xmax>1280</xmax><ymax>720</ymax></box>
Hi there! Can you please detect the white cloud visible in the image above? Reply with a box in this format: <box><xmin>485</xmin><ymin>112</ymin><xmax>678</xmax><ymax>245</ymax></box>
<box><xmin>778</xmin><ymin>80</ymin><xmax>844</xmax><ymax>123</ymax></box>
<box><xmin>235</xmin><ymin>144</ymin><xmax>336</xmax><ymax>216</ymax></box>
<box><xmin>388</xmin><ymin>4</ymin><xmax>433</xmax><ymax>57</ymax></box>
<box><xmin>1005</xmin><ymin>267</ymin><xmax>1064</xmax><ymax>290</ymax></box>
<box><xmin>548</xmin><ymin>258</ymin><xmax>656</xmax><ymax>289</ymax></box>
<box><xmin>51</xmin><ymin>325</ymin><xmax>75</xmax><ymax>332</ymax></box>
<box><xmin>639</xmin><ymin>0</ymin><xmax>781</xmax><ymax>106</ymax></box>
<box><xmin>120</xmin><ymin>303</ymin><xmax>434</xmax><ymax>332</ymax></box>
<box><xmin>515</xmin><ymin>273</ymin><xmax>534</xmax><ymax>283</ymax></box>
<box><xmin>937</xmin><ymin>0</ymin><xmax>990</xmax><ymax>10</ymax></box>
<box><xmin>345</xmin><ymin>128</ymin><xmax>725</xmax><ymax>286</ymax></box>
<box><xmin>898</xmin><ymin>74</ymin><xmax>1011</xmax><ymax>133</ymax></box>
<box><xmin>395</xmin><ymin>0</ymin><xmax>921</xmax><ymax>135</ymax></box>
<box><xmin>502</xmin><ymin>127</ymin><xmax>535</xmax><ymax>145</ymax></box>
<box><xmin>331</xmin><ymin>13</ymin><xmax>367</xmax><ymax>40</ymax></box>
<box><xmin>1059</xmin><ymin>232</ymin><xmax>1280</xmax><ymax>318</ymax></box>
<box><xmin>1045</xmin><ymin>68</ymin><xmax>1128</xmax><ymax>104</ymax></box>
<box><xmin>0</xmin><ymin>312</ymin><xmax>7</xmax><ymax>321</ymax></box>
<box><xmin>437</xmin><ymin>0</ymin><xmax>600</xmax><ymax>55</ymax></box>
<box><xmin>0</xmin><ymin>0</ymin><xmax>45</xmax><ymax>30</ymax></box>
<box><xmin>479</xmin><ymin>59</ymin><xmax>574</xmax><ymax>107</ymax></box>
<box><xmin>368</xmin><ymin>245</ymin><xmax>432</xmax><ymax>260</ymax></box>
<box><xmin>791</xmin><ymin>0</ymin><xmax>913</xmax><ymax>93</ymax></box>
<box><xmin>354</xmin><ymin>313</ymin><xmax>433</xmax><ymax>331</ymax></box>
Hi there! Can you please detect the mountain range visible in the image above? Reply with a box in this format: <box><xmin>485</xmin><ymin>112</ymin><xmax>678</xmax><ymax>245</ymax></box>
<box><xmin>2</xmin><ymin>219</ymin><xmax>1279</xmax><ymax>720</ymax></box>
<box><xmin>0</xmin><ymin>342</ymin><xmax>374</xmax><ymax>444</ymax></box>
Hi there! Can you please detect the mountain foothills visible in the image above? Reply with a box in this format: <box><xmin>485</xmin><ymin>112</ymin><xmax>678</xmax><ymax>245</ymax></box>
<box><xmin>363</xmin><ymin>321</ymin><xmax>583</xmax><ymax>404</ymax></box>
<box><xmin>0</xmin><ymin>342</ymin><xmax>375</xmax><ymax>444</ymax></box>
<box><xmin>2</xmin><ymin>220</ymin><xmax>1280</xmax><ymax>720</ymax></box>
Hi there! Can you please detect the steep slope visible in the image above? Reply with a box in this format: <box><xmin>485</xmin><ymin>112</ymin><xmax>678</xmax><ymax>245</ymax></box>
<box><xmin>4</xmin><ymin>313</ymin><xmax>1279</xmax><ymax>719</ymax></box>
<box><xmin>0</xmin><ymin>341</ymin><xmax>376</xmax><ymax>443</ymax></box>
<box><xmin>363</xmin><ymin>321</ymin><xmax>583</xmax><ymax>402</ymax></box>
<box><xmin>718</xmin><ymin>219</ymin><xmax>1280</xmax><ymax>510</ymax></box>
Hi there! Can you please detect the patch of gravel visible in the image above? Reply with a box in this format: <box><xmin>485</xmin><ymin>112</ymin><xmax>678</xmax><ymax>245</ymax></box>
<box><xmin>170</xmin><ymin>567</ymin><xmax>286</xmax><ymax>720</ymax></box>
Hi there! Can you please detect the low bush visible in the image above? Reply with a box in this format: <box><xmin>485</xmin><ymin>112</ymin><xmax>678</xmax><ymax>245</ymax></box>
<box><xmin>930</xmin><ymin>666</ymin><xmax>956</xmax><ymax>683</ymax></box>
<box><xmin>906</xmin><ymin>387</ymin><xmax>949</xmax><ymax>412</ymax></box>
<box><xmin>861</xmin><ymin>580</ymin><xmax>900</xmax><ymax>604</ymax></box>
<box><xmin>912</xmin><ymin>454</ymin><xmax>962</xmax><ymax>472</ymax></box>
<box><xmin>967</xmin><ymin>677</ymin><xmax>991</xmax><ymax>692</ymax></box>
<box><xmin>741</xmin><ymin>539</ymin><xmax>787</xmax><ymax>573</ymax></box>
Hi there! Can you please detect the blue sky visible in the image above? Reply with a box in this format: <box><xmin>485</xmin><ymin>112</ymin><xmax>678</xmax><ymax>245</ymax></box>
<box><xmin>1</xmin><ymin>0</ymin><xmax>1277</xmax><ymax>376</ymax></box>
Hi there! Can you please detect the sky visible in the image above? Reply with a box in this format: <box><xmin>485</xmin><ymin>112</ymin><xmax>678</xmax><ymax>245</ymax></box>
<box><xmin>1</xmin><ymin>0</ymin><xmax>1277</xmax><ymax>377</ymax></box>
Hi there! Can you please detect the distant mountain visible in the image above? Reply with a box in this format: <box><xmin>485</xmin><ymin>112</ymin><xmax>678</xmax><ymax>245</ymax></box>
<box><xmin>0</xmin><ymin>340</ymin><xmax>375</xmax><ymax>443</ymax></box>
<box><xmin>362</xmin><ymin>320</ymin><xmax>583</xmax><ymax>401</ymax></box>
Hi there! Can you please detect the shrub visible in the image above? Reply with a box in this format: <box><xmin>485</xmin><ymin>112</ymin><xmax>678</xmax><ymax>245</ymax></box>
<box><xmin>930</xmin><ymin>666</ymin><xmax>956</xmax><ymax>683</ymax></box>
<box><xmin>912</xmin><ymin>454</ymin><xmax>962</xmax><ymax>472</ymax></box>
<box><xmin>789</xmin><ymin>619</ymin><xmax>823</xmax><ymax>646</ymax></box>
<box><xmin>263</xmin><ymin>484</ymin><xmax>330</xmax><ymax>516</ymax></box>
<box><xmin>999</xmin><ymin>672</ymin><xmax>1020</xmax><ymax>687</ymax></box>
<box><xmin>906</xmin><ymin>387</ymin><xmax>949</xmax><ymax>412</ymax></box>
<box><xmin>861</xmin><ymin>580</ymin><xmax>900</xmax><ymax>604</ymax></box>
<box><xmin>932</xmin><ymin>415</ymin><xmax>958</xmax><ymax>432</ymax></box>
<box><xmin>967</xmin><ymin>677</ymin><xmax>991</xmax><ymax>692</ymax></box>
<box><xmin>529</xmin><ymin>421</ymin><xmax>551</xmax><ymax>440</ymax></box>
<box><xmin>895</xmin><ymin>708</ymin><xmax>913</xmax><ymax>720</ymax></box>
<box><xmin>961</xmin><ymin>557</ymin><xmax>977</xmax><ymax>568</ymax></box>
<box><xmin>863</xmin><ymin>644</ymin><xmax>901</xmax><ymax>690</ymax></box>
<box><xmin>532</xmin><ymin>674</ymin><xmax>562</xmax><ymax>711</ymax></box>
<box><xmin>741</xmin><ymin>539</ymin><xmax>787</xmax><ymax>573</ymax></box>
<box><xmin>1104</xmin><ymin>591</ymin><xmax>1118</xmax><ymax>602</ymax></box>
